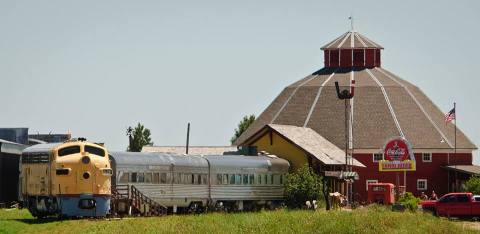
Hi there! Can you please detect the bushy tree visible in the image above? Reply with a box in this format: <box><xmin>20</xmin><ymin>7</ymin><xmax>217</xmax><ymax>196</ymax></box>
<box><xmin>230</xmin><ymin>114</ymin><xmax>255</xmax><ymax>145</ymax></box>
<box><xmin>284</xmin><ymin>164</ymin><xmax>324</xmax><ymax>208</ymax></box>
<box><xmin>397</xmin><ymin>192</ymin><xmax>421</xmax><ymax>212</ymax></box>
<box><xmin>127</xmin><ymin>123</ymin><xmax>153</xmax><ymax>152</ymax></box>
<box><xmin>465</xmin><ymin>175</ymin><xmax>480</xmax><ymax>194</ymax></box>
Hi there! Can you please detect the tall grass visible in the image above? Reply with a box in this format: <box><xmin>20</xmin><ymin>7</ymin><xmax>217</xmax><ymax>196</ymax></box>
<box><xmin>0</xmin><ymin>206</ymin><xmax>476</xmax><ymax>234</ymax></box>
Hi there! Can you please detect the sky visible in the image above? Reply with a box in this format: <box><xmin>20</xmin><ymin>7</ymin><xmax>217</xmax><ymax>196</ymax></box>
<box><xmin>1</xmin><ymin>0</ymin><xmax>479</xmax><ymax>162</ymax></box>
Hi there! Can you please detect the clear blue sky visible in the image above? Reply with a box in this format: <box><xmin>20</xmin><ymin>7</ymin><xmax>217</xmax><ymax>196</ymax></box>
<box><xmin>1</xmin><ymin>1</ymin><xmax>479</xmax><ymax>162</ymax></box>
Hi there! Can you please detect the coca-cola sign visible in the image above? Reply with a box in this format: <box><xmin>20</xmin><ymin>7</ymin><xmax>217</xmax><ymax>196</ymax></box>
<box><xmin>384</xmin><ymin>139</ymin><xmax>409</xmax><ymax>161</ymax></box>
<box><xmin>379</xmin><ymin>137</ymin><xmax>416</xmax><ymax>172</ymax></box>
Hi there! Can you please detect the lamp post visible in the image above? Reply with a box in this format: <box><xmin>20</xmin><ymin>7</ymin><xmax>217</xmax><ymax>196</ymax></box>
<box><xmin>335</xmin><ymin>80</ymin><xmax>355</xmax><ymax>205</ymax></box>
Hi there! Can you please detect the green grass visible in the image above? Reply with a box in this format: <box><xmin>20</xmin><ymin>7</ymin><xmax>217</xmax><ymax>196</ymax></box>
<box><xmin>0</xmin><ymin>206</ymin><xmax>477</xmax><ymax>234</ymax></box>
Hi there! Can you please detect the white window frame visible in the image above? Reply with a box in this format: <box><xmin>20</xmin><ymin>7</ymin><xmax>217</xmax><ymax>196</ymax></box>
<box><xmin>366</xmin><ymin>179</ymin><xmax>378</xmax><ymax>191</ymax></box>
<box><xmin>372</xmin><ymin>153</ymin><xmax>383</xmax><ymax>162</ymax></box>
<box><xmin>417</xmin><ymin>179</ymin><xmax>427</xmax><ymax>191</ymax></box>
<box><xmin>422</xmin><ymin>153</ymin><xmax>432</xmax><ymax>162</ymax></box>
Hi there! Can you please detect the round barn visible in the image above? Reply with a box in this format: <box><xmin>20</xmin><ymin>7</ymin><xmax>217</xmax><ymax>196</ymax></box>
<box><xmin>235</xmin><ymin>30</ymin><xmax>478</xmax><ymax>201</ymax></box>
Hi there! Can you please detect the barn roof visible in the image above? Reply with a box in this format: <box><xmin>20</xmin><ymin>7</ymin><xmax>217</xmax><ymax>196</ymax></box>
<box><xmin>235</xmin><ymin>66</ymin><xmax>476</xmax><ymax>151</ymax></box>
<box><xmin>321</xmin><ymin>31</ymin><xmax>383</xmax><ymax>50</ymax></box>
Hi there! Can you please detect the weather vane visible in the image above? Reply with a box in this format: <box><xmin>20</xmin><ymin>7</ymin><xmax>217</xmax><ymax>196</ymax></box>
<box><xmin>348</xmin><ymin>14</ymin><xmax>354</xmax><ymax>31</ymax></box>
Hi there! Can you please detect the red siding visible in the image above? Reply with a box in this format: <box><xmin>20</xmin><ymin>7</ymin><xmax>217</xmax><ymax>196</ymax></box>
<box><xmin>340</xmin><ymin>49</ymin><xmax>352</xmax><ymax>67</ymax></box>
<box><xmin>375</xmin><ymin>49</ymin><xmax>381</xmax><ymax>67</ymax></box>
<box><xmin>365</xmin><ymin>49</ymin><xmax>375</xmax><ymax>67</ymax></box>
<box><xmin>329</xmin><ymin>50</ymin><xmax>339</xmax><ymax>67</ymax></box>
<box><xmin>352</xmin><ymin>153</ymin><xmax>473</xmax><ymax>202</ymax></box>
<box><xmin>353</xmin><ymin>49</ymin><xmax>364</xmax><ymax>67</ymax></box>
<box><xmin>324</xmin><ymin>50</ymin><xmax>330</xmax><ymax>67</ymax></box>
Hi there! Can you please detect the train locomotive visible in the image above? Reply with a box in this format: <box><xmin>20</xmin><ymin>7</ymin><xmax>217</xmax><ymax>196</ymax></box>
<box><xmin>20</xmin><ymin>139</ymin><xmax>112</xmax><ymax>217</ymax></box>
<box><xmin>110</xmin><ymin>152</ymin><xmax>289</xmax><ymax>212</ymax></box>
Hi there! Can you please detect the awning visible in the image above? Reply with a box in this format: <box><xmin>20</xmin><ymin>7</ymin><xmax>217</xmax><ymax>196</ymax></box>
<box><xmin>443</xmin><ymin>165</ymin><xmax>480</xmax><ymax>175</ymax></box>
<box><xmin>324</xmin><ymin>171</ymin><xmax>359</xmax><ymax>180</ymax></box>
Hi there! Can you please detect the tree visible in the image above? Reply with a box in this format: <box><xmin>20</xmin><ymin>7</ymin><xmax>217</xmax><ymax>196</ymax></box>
<box><xmin>284</xmin><ymin>164</ymin><xmax>324</xmax><ymax>208</ymax></box>
<box><xmin>127</xmin><ymin>123</ymin><xmax>153</xmax><ymax>152</ymax></box>
<box><xmin>230</xmin><ymin>114</ymin><xmax>256</xmax><ymax>145</ymax></box>
<box><xmin>465</xmin><ymin>175</ymin><xmax>480</xmax><ymax>194</ymax></box>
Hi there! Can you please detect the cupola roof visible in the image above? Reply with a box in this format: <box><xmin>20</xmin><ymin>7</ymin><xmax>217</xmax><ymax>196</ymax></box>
<box><xmin>321</xmin><ymin>31</ymin><xmax>383</xmax><ymax>50</ymax></box>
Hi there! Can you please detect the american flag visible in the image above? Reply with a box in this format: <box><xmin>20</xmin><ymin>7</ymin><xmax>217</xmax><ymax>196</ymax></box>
<box><xmin>445</xmin><ymin>107</ymin><xmax>455</xmax><ymax>124</ymax></box>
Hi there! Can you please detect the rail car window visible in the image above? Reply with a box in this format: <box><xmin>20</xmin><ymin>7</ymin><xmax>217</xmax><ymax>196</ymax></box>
<box><xmin>235</xmin><ymin>174</ymin><xmax>242</xmax><ymax>185</ymax></box>
<box><xmin>249</xmin><ymin>175</ymin><xmax>254</xmax><ymax>185</ymax></box>
<box><xmin>280</xmin><ymin>175</ymin><xmax>283</xmax><ymax>184</ymax></box>
<box><xmin>58</xmin><ymin>146</ymin><xmax>81</xmax><ymax>157</ymax></box>
<box><xmin>138</xmin><ymin>173</ymin><xmax>145</xmax><ymax>183</ymax></box>
<box><xmin>160</xmin><ymin>173</ymin><xmax>167</xmax><ymax>184</ymax></box>
<box><xmin>229</xmin><ymin>174</ymin><xmax>235</xmax><ymax>184</ymax></box>
<box><xmin>257</xmin><ymin>175</ymin><xmax>262</xmax><ymax>185</ymax></box>
<box><xmin>222</xmin><ymin>174</ymin><xmax>228</xmax><ymax>185</ymax></box>
<box><xmin>271</xmin><ymin>175</ymin><xmax>274</xmax><ymax>185</ymax></box>
<box><xmin>243</xmin><ymin>175</ymin><xmax>248</xmax><ymax>184</ymax></box>
<box><xmin>153</xmin><ymin>173</ymin><xmax>160</xmax><ymax>183</ymax></box>
<box><xmin>84</xmin><ymin>145</ymin><xmax>105</xmax><ymax>157</ymax></box>
<box><xmin>201</xmin><ymin>174</ymin><xmax>207</xmax><ymax>184</ymax></box>
<box><xmin>174</xmin><ymin>173</ymin><xmax>181</xmax><ymax>184</ymax></box>
<box><xmin>131</xmin><ymin>172</ymin><xmax>137</xmax><ymax>182</ymax></box>
<box><xmin>264</xmin><ymin>174</ymin><xmax>269</xmax><ymax>184</ymax></box>
<box><xmin>217</xmin><ymin>174</ymin><xmax>222</xmax><ymax>185</ymax></box>
<box><xmin>120</xmin><ymin>172</ymin><xmax>129</xmax><ymax>183</ymax></box>
<box><xmin>145</xmin><ymin>173</ymin><xmax>152</xmax><ymax>183</ymax></box>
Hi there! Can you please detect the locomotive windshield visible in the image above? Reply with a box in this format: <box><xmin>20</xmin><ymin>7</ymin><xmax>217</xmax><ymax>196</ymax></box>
<box><xmin>58</xmin><ymin>146</ymin><xmax>81</xmax><ymax>157</ymax></box>
<box><xmin>85</xmin><ymin>145</ymin><xmax>106</xmax><ymax>157</ymax></box>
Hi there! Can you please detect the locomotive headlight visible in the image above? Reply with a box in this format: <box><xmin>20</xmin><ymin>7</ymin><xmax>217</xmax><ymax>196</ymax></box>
<box><xmin>83</xmin><ymin>172</ymin><xmax>91</xmax><ymax>179</ymax></box>
<box><xmin>102</xmin><ymin>168</ymin><xmax>113</xmax><ymax>176</ymax></box>
<box><xmin>81</xmin><ymin>156</ymin><xmax>90</xmax><ymax>164</ymax></box>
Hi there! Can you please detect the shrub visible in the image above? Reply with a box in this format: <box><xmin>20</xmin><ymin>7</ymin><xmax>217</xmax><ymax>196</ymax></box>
<box><xmin>464</xmin><ymin>175</ymin><xmax>480</xmax><ymax>194</ymax></box>
<box><xmin>284</xmin><ymin>164</ymin><xmax>324</xmax><ymax>208</ymax></box>
<box><xmin>397</xmin><ymin>192</ymin><xmax>420</xmax><ymax>212</ymax></box>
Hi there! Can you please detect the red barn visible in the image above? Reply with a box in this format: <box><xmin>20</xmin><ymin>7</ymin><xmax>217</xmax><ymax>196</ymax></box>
<box><xmin>235</xmin><ymin>30</ymin><xmax>478</xmax><ymax>201</ymax></box>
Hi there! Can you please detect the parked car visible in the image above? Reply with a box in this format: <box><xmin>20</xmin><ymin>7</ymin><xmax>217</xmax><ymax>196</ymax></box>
<box><xmin>420</xmin><ymin>192</ymin><xmax>480</xmax><ymax>217</ymax></box>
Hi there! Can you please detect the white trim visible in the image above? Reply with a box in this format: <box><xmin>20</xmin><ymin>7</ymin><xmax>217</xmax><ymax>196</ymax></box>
<box><xmin>422</xmin><ymin>153</ymin><xmax>432</xmax><ymax>162</ymax></box>
<box><xmin>348</xmin><ymin>148</ymin><xmax>474</xmax><ymax>154</ymax></box>
<box><xmin>366</xmin><ymin>179</ymin><xmax>378</xmax><ymax>191</ymax></box>
<box><xmin>355</xmin><ymin>33</ymin><xmax>368</xmax><ymax>47</ymax></box>
<box><xmin>337</xmin><ymin>32</ymin><xmax>351</xmax><ymax>48</ymax></box>
<box><xmin>417</xmin><ymin>179</ymin><xmax>428</xmax><ymax>191</ymax></box>
<box><xmin>366</xmin><ymin>69</ymin><xmax>405</xmax><ymax>138</ymax></box>
<box><xmin>323</xmin><ymin>32</ymin><xmax>348</xmax><ymax>49</ymax></box>
<box><xmin>304</xmin><ymin>71</ymin><xmax>337</xmax><ymax>126</ymax></box>
<box><xmin>271</xmin><ymin>75</ymin><xmax>318</xmax><ymax>123</ymax></box>
<box><xmin>375</xmin><ymin>68</ymin><xmax>454</xmax><ymax>148</ymax></box>
<box><xmin>372</xmin><ymin>153</ymin><xmax>383</xmax><ymax>162</ymax></box>
<box><xmin>350</xmin><ymin>32</ymin><xmax>354</xmax><ymax>48</ymax></box>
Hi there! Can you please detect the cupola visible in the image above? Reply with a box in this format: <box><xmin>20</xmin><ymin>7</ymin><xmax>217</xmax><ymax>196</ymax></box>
<box><xmin>321</xmin><ymin>31</ymin><xmax>383</xmax><ymax>68</ymax></box>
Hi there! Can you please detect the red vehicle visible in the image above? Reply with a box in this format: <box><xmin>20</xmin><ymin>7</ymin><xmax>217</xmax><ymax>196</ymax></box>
<box><xmin>420</xmin><ymin>192</ymin><xmax>480</xmax><ymax>217</ymax></box>
<box><xmin>367</xmin><ymin>183</ymin><xmax>395</xmax><ymax>205</ymax></box>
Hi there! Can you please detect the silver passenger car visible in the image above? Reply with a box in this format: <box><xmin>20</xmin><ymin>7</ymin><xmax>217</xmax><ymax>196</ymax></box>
<box><xmin>110</xmin><ymin>152</ymin><xmax>289</xmax><ymax>212</ymax></box>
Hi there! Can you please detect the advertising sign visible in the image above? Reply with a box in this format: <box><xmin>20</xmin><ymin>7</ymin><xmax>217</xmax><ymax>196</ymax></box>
<box><xmin>379</xmin><ymin>137</ymin><xmax>416</xmax><ymax>172</ymax></box>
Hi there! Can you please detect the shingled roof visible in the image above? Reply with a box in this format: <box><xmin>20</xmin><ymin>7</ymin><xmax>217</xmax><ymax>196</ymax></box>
<box><xmin>235</xmin><ymin>67</ymin><xmax>476</xmax><ymax>150</ymax></box>
<box><xmin>321</xmin><ymin>31</ymin><xmax>383</xmax><ymax>50</ymax></box>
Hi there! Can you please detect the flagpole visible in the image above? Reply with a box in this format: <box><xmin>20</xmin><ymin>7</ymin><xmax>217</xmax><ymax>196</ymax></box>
<box><xmin>454</xmin><ymin>102</ymin><xmax>457</xmax><ymax>191</ymax></box>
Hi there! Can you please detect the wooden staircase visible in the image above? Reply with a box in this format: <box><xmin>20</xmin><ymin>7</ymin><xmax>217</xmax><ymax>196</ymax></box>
<box><xmin>110</xmin><ymin>184</ymin><xmax>167</xmax><ymax>217</ymax></box>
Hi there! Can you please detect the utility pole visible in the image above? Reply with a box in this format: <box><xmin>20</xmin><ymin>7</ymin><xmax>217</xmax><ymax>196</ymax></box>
<box><xmin>186</xmin><ymin>123</ymin><xmax>190</xmax><ymax>155</ymax></box>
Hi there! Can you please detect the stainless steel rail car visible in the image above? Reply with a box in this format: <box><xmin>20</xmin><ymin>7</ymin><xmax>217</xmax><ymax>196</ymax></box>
<box><xmin>109</xmin><ymin>152</ymin><xmax>289</xmax><ymax>212</ymax></box>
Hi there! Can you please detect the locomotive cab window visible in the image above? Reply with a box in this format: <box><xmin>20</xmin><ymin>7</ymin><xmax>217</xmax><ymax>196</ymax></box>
<box><xmin>85</xmin><ymin>145</ymin><xmax>105</xmax><ymax>157</ymax></box>
<box><xmin>58</xmin><ymin>146</ymin><xmax>81</xmax><ymax>157</ymax></box>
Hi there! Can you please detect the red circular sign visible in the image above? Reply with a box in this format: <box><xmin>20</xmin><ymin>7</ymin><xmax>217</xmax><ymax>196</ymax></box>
<box><xmin>384</xmin><ymin>138</ymin><xmax>410</xmax><ymax>161</ymax></box>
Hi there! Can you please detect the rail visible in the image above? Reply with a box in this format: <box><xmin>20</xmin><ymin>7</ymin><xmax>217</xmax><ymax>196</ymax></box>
<box><xmin>110</xmin><ymin>184</ymin><xmax>167</xmax><ymax>217</ymax></box>
<box><xmin>130</xmin><ymin>185</ymin><xmax>167</xmax><ymax>216</ymax></box>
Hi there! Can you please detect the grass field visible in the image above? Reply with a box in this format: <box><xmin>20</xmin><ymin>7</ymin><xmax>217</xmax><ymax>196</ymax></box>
<box><xmin>0</xmin><ymin>206</ymin><xmax>477</xmax><ymax>234</ymax></box>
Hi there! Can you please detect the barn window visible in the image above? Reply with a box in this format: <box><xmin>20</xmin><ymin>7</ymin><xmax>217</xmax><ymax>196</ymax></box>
<box><xmin>417</xmin><ymin>179</ymin><xmax>427</xmax><ymax>191</ymax></box>
<box><xmin>160</xmin><ymin>173</ymin><xmax>167</xmax><ymax>184</ymax></box>
<box><xmin>373</xmin><ymin>153</ymin><xmax>383</xmax><ymax>162</ymax></box>
<box><xmin>422</xmin><ymin>153</ymin><xmax>432</xmax><ymax>162</ymax></box>
<box><xmin>119</xmin><ymin>172</ymin><xmax>129</xmax><ymax>183</ymax></box>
